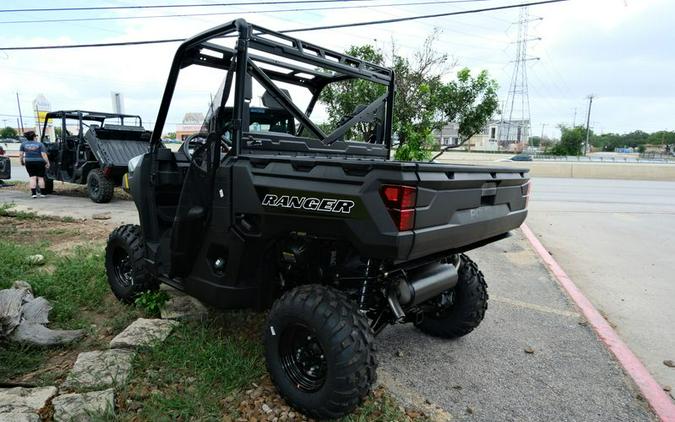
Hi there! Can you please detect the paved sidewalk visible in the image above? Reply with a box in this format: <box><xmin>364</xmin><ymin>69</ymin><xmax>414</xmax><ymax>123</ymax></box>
<box><xmin>0</xmin><ymin>189</ymin><xmax>138</xmax><ymax>225</ymax></box>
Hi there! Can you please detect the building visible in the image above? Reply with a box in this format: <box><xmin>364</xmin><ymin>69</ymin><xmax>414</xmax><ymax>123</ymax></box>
<box><xmin>174</xmin><ymin>112</ymin><xmax>205</xmax><ymax>141</ymax></box>
<box><xmin>433</xmin><ymin>119</ymin><xmax>529</xmax><ymax>152</ymax></box>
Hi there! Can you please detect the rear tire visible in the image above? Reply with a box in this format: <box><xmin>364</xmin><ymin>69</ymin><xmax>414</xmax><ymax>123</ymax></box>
<box><xmin>264</xmin><ymin>285</ymin><xmax>377</xmax><ymax>419</ymax></box>
<box><xmin>87</xmin><ymin>169</ymin><xmax>114</xmax><ymax>203</ymax></box>
<box><xmin>415</xmin><ymin>254</ymin><xmax>488</xmax><ymax>339</ymax></box>
<box><xmin>105</xmin><ymin>224</ymin><xmax>158</xmax><ymax>303</ymax></box>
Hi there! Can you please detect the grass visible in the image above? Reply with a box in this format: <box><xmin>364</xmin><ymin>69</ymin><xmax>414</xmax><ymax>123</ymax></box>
<box><xmin>0</xmin><ymin>241</ymin><xmax>111</xmax><ymax>328</ymax></box>
<box><xmin>0</xmin><ymin>216</ymin><xmax>142</xmax><ymax>384</ymax></box>
<box><xmin>0</xmin><ymin>343</ymin><xmax>49</xmax><ymax>382</ymax></box>
<box><xmin>119</xmin><ymin>317</ymin><xmax>265</xmax><ymax>420</ymax></box>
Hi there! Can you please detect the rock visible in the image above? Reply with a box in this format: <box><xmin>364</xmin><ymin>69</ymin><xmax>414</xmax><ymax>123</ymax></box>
<box><xmin>52</xmin><ymin>389</ymin><xmax>115</xmax><ymax>422</ymax></box>
<box><xmin>11</xmin><ymin>281</ymin><xmax>33</xmax><ymax>294</ymax></box>
<box><xmin>396</xmin><ymin>350</ymin><xmax>404</xmax><ymax>357</ymax></box>
<box><xmin>10</xmin><ymin>322</ymin><xmax>84</xmax><ymax>347</ymax></box>
<box><xmin>0</xmin><ymin>288</ymin><xmax>32</xmax><ymax>337</ymax></box>
<box><xmin>0</xmin><ymin>413</ymin><xmax>40</xmax><ymax>422</ymax></box>
<box><xmin>19</xmin><ymin>297</ymin><xmax>51</xmax><ymax>324</ymax></box>
<box><xmin>262</xmin><ymin>403</ymin><xmax>272</xmax><ymax>414</ymax></box>
<box><xmin>160</xmin><ymin>295</ymin><xmax>208</xmax><ymax>321</ymax></box>
<box><xmin>663</xmin><ymin>385</ymin><xmax>671</xmax><ymax>392</ymax></box>
<box><xmin>109</xmin><ymin>318</ymin><xmax>179</xmax><ymax>349</ymax></box>
<box><xmin>0</xmin><ymin>386</ymin><xmax>57</xmax><ymax>417</ymax></box>
<box><xmin>1</xmin><ymin>287</ymin><xmax>83</xmax><ymax>347</ymax></box>
<box><xmin>91</xmin><ymin>212</ymin><xmax>111</xmax><ymax>220</ymax></box>
<box><xmin>25</xmin><ymin>255</ymin><xmax>44</xmax><ymax>266</ymax></box>
<box><xmin>63</xmin><ymin>349</ymin><xmax>135</xmax><ymax>389</ymax></box>
<box><xmin>524</xmin><ymin>346</ymin><xmax>535</xmax><ymax>354</ymax></box>
<box><xmin>664</xmin><ymin>360</ymin><xmax>675</xmax><ymax>368</ymax></box>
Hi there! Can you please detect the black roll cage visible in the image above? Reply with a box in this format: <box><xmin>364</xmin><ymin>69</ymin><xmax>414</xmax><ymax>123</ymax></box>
<box><xmin>150</xmin><ymin>18</ymin><xmax>395</xmax><ymax>154</ymax></box>
<box><xmin>40</xmin><ymin>110</ymin><xmax>143</xmax><ymax>142</ymax></box>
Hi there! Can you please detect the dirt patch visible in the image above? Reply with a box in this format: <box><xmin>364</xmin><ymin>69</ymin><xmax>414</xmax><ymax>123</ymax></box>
<box><xmin>0</xmin><ymin>215</ymin><xmax>111</xmax><ymax>253</ymax></box>
<box><xmin>11</xmin><ymin>348</ymin><xmax>80</xmax><ymax>386</ymax></box>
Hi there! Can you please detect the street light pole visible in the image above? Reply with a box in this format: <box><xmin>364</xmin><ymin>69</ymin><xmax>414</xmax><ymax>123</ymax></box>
<box><xmin>584</xmin><ymin>95</ymin><xmax>594</xmax><ymax>155</ymax></box>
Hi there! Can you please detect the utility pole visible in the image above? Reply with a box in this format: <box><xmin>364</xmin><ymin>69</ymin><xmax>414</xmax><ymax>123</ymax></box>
<box><xmin>16</xmin><ymin>92</ymin><xmax>24</xmax><ymax>133</ymax></box>
<box><xmin>540</xmin><ymin>123</ymin><xmax>546</xmax><ymax>139</ymax></box>
<box><xmin>584</xmin><ymin>94</ymin><xmax>594</xmax><ymax>155</ymax></box>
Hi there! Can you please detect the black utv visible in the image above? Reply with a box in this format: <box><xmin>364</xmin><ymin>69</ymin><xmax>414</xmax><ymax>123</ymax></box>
<box><xmin>39</xmin><ymin>110</ymin><xmax>150</xmax><ymax>203</ymax></box>
<box><xmin>105</xmin><ymin>19</ymin><xmax>529</xmax><ymax>419</ymax></box>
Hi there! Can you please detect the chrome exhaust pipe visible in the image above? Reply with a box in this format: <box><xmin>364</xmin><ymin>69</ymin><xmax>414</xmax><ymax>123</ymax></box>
<box><xmin>397</xmin><ymin>263</ymin><xmax>458</xmax><ymax>306</ymax></box>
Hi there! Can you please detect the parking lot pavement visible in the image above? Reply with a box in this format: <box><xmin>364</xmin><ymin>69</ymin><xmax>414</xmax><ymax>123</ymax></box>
<box><xmin>527</xmin><ymin>178</ymin><xmax>675</xmax><ymax>391</ymax></box>
<box><xmin>378</xmin><ymin>231</ymin><xmax>655</xmax><ymax>421</ymax></box>
<box><xmin>0</xmin><ymin>189</ymin><xmax>138</xmax><ymax>225</ymax></box>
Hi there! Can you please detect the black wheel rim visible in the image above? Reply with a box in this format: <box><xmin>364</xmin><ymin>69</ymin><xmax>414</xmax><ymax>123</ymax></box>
<box><xmin>90</xmin><ymin>176</ymin><xmax>99</xmax><ymax>196</ymax></box>
<box><xmin>279</xmin><ymin>324</ymin><xmax>327</xmax><ymax>392</ymax></box>
<box><xmin>112</xmin><ymin>247</ymin><xmax>133</xmax><ymax>288</ymax></box>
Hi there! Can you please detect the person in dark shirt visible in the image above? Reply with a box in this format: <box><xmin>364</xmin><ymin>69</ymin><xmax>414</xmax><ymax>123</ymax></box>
<box><xmin>19</xmin><ymin>131</ymin><xmax>50</xmax><ymax>198</ymax></box>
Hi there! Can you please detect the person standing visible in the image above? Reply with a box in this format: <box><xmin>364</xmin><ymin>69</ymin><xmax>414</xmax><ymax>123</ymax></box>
<box><xmin>19</xmin><ymin>131</ymin><xmax>50</xmax><ymax>198</ymax></box>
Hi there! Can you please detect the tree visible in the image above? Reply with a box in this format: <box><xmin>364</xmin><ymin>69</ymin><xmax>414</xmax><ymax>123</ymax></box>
<box><xmin>551</xmin><ymin>125</ymin><xmax>587</xmax><ymax>156</ymax></box>
<box><xmin>437</xmin><ymin>68</ymin><xmax>499</xmax><ymax>145</ymax></box>
<box><xmin>166</xmin><ymin>132</ymin><xmax>176</xmax><ymax>140</ymax></box>
<box><xmin>319</xmin><ymin>34</ymin><xmax>499</xmax><ymax>161</ymax></box>
<box><xmin>0</xmin><ymin>127</ymin><xmax>18</xmax><ymax>138</ymax></box>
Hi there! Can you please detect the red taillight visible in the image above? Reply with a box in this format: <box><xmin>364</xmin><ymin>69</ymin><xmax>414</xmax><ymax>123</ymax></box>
<box><xmin>380</xmin><ymin>184</ymin><xmax>417</xmax><ymax>231</ymax></box>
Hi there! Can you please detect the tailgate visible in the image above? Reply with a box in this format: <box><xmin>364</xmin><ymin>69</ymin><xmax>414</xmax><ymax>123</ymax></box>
<box><xmin>85</xmin><ymin>126</ymin><xmax>151</xmax><ymax>168</ymax></box>
<box><xmin>409</xmin><ymin>163</ymin><xmax>529</xmax><ymax>260</ymax></box>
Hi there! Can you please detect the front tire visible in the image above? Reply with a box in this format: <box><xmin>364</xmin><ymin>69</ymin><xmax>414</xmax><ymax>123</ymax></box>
<box><xmin>264</xmin><ymin>285</ymin><xmax>377</xmax><ymax>419</ymax></box>
<box><xmin>87</xmin><ymin>169</ymin><xmax>114</xmax><ymax>203</ymax></box>
<box><xmin>415</xmin><ymin>254</ymin><xmax>488</xmax><ymax>339</ymax></box>
<box><xmin>105</xmin><ymin>224</ymin><xmax>158</xmax><ymax>303</ymax></box>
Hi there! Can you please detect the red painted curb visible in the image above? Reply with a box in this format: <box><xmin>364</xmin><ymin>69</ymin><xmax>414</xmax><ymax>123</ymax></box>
<box><xmin>521</xmin><ymin>223</ymin><xmax>675</xmax><ymax>422</ymax></box>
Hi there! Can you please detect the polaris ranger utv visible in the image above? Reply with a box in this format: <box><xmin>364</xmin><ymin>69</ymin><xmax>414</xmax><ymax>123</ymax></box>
<box><xmin>39</xmin><ymin>110</ymin><xmax>150</xmax><ymax>202</ymax></box>
<box><xmin>105</xmin><ymin>19</ymin><xmax>529</xmax><ymax>419</ymax></box>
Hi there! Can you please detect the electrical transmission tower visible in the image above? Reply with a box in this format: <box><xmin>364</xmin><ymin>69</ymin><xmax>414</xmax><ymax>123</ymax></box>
<box><xmin>499</xmin><ymin>7</ymin><xmax>540</xmax><ymax>150</ymax></box>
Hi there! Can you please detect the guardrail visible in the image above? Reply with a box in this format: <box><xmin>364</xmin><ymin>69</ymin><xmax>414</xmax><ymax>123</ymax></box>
<box><xmin>533</xmin><ymin>154</ymin><xmax>675</xmax><ymax>164</ymax></box>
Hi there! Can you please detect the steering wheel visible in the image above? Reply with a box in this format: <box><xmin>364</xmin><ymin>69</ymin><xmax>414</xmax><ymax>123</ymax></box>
<box><xmin>181</xmin><ymin>132</ymin><xmax>232</xmax><ymax>161</ymax></box>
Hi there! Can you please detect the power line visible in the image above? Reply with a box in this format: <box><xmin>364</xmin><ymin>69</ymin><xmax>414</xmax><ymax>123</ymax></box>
<box><xmin>0</xmin><ymin>0</ymin><xmax>570</xmax><ymax>51</ymax></box>
<box><xmin>0</xmin><ymin>0</ymin><xmax>504</xmax><ymax>25</ymax></box>
<box><xmin>0</xmin><ymin>0</ymin><xmax>490</xmax><ymax>13</ymax></box>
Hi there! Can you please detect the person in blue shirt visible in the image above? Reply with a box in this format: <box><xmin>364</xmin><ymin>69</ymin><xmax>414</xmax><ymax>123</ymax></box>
<box><xmin>19</xmin><ymin>131</ymin><xmax>50</xmax><ymax>198</ymax></box>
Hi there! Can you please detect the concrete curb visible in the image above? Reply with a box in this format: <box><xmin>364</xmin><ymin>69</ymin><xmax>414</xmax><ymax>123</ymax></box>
<box><xmin>521</xmin><ymin>223</ymin><xmax>675</xmax><ymax>421</ymax></box>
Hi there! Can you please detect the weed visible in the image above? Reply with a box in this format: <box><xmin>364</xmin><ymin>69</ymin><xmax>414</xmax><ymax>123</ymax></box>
<box><xmin>134</xmin><ymin>290</ymin><xmax>169</xmax><ymax>317</ymax></box>
<box><xmin>0</xmin><ymin>343</ymin><xmax>48</xmax><ymax>382</ymax></box>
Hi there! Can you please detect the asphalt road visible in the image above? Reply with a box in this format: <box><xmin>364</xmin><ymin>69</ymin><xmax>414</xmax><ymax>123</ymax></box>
<box><xmin>9</xmin><ymin>163</ymin><xmax>29</xmax><ymax>181</ymax></box>
<box><xmin>0</xmin><ymin>188</ymin><xmax>655</xmax><ymax>420</ymax></box>
<box><xmin>527</xmin><ymin>177</ymin><xmax>675</xmax><ymax>391</ymax></box>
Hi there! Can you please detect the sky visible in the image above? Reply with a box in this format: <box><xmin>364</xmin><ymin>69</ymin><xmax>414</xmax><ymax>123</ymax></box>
<box><xmin>0</xmin><ymin>0</ymin><xmax>672</xmax><ymax>138</ymax></box>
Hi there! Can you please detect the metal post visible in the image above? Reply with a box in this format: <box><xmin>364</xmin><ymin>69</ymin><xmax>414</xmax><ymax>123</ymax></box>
<box><xmin>584</xmin><ymin>95</ymin><xmax>594</xmax><ymax>155</ymax></box>
<box><xmin>16</xmin><ymin>92</ymin><xmax>24</xmax><ymax>133</ymax></box>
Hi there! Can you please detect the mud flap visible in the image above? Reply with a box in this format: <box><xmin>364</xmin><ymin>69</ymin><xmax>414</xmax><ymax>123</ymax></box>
<box><xmin>0</xmin><ymin>156</ymin><xmax>10</xmax><ymax>180</ymax></box>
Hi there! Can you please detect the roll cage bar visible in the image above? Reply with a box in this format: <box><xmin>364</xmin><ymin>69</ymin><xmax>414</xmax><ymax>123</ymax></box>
<box><xmin>40</xmin><ymin>110</ymin><xmax>143</xmax><ymax>142</ymax></box>
<box><xmin>150</xmin><ymin>18</ymin><xmax>395</xmax><ymax>153</ymax></box>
